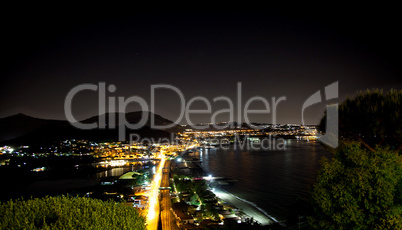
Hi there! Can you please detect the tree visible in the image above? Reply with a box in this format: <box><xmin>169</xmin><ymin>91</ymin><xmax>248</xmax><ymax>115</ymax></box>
<box><xmin>319</xmin><ymin>89</ymin><xmax>402</xmax><ymax>152</ymax></box>
<box><xmin>309</xmin><ymin>142</ymin><xmax>402</xmax><ymax>229</ymax></box>
<box><xmin>190</xmin><ymin>193</ymin><xmax>200</xmax><ymax>205</ymax></box>
<box><xmin>311</xmin><ymin>89</ymin><xmax>402</xmax><ymax>229</ymax></box>
<box><xmin>204</xmin><ymin>203</ymin><xmax>220</xmax><ymax>221</ymax></box>
<box><xmin>0</xmin><ymin>196</ymin><xmax>146</xmax><ymax>229</ymax></box>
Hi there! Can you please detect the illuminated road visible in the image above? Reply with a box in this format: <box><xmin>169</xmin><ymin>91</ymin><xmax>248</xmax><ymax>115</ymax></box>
<box><xmin>146</xmin><ymin>157</ymin><xmax>165</xmax><ymax>230</ymax></box>
<box><xmin>160</xmin><ymin>160</ymin><xmax>177</xmax><ymax>230</ymax></box>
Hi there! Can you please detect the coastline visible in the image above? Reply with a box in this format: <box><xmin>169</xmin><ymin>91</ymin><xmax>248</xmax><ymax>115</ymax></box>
<box><xmin>211</xmin><ymin>186</ymin><xmax>279</xmax><ymax>226</ymax></box>
<box><xmin>190</xmin><ymin>152</ymin><xmax>281</xmax><ymax>226</ymax></box>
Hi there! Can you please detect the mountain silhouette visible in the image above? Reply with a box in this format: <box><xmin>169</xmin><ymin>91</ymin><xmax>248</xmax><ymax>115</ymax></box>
<box><xmin>0</xmin><ymin>112</ymin><xmax>183</xmax><ymax>145</ymax></box>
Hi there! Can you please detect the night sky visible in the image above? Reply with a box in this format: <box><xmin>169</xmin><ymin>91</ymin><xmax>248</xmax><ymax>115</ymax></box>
<box><xmin>2</xmin><ymin>8</ymin><xmax>401</xmax><ymax>125</ymax></box>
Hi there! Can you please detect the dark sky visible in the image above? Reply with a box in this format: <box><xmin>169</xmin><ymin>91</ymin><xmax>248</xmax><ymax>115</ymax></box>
<box><xmin>1</xmin><ymin>8</ymin><xmax>401</xmax><ymax>125</ymax></box>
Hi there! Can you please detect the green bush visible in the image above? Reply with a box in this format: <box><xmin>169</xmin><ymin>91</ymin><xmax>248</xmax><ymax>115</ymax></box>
<box><xmin>0</xmin><ymin>196</ymin><xmax>146</xmax><ymax>229</ymax></box>
<box><xmin>309</xmin><ymin>142</ymin><xmax>402</xmax><ymax>229</ymax></box>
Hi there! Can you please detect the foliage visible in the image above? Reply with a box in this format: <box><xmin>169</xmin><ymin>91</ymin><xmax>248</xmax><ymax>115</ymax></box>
<box><xmin>204</xmin><ymin>203</ymin><xmax>220</xmax><ymax>221</ymax></box>
<box><xmin>0</xmin><ymin>196</ymin><xmax>146</xmax><ymax>230</ymax></box>
<box><xmin>190</xmin><ymin>193</ymin><xmax>200</xmax><ymax>205</ymax></box>
<box><xmin>173</xmin><ymin>174</ymin><xmax>193</xmax><ymax>193</ymax></box>
<box><xmin>172</xmin><ymin>173</ymin><xmax>221</xmax><ymax>222</ymax></box>
<box><xmin>309</xmin><ymin>142</ymin><xmax>402</xmax><ymax>229</ymax></box>
<box><xmin>319</xmin><ymin>89</ymin><xmax>402</xmax><ymax>151</ymax></box>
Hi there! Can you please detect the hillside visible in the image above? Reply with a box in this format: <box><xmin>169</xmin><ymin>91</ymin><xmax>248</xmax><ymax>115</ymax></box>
<box><xmin>0</xmin><ymin>112</ymin><xmax>183</xmax><ymax>145</ymax></box>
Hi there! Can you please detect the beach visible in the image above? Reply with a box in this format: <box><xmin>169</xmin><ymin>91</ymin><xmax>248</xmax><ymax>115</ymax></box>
<box><xmin>212</xmin><ymin>187</ymin><xmax>278</xmax><ymax>226</ymax></box>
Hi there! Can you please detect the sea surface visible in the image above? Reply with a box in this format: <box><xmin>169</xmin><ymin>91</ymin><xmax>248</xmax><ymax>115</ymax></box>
<box><xmin>199</xmin><ymin>139</ymin><xmax>332</xmax><ymax>221</ymax></box>
<box><xmin>18</xmin><ymin>164</ymin><xmax>144</xmax><ymax>197</ymax></box>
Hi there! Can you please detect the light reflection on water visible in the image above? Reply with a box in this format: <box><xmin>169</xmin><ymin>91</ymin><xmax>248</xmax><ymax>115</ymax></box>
<box><xmin>96</xmin><ymin>167</ymin><xmax>129</xmax><ymax>178</ymax></box>
<box><xmin>21</xmin><ymin>161</ymin><xmax>154</xmax><ymax>196</ymax></box>
<box><xmin>95</xmin><ymin>161</ymin><xmax>156</xmax><ymax>178</ymax></box>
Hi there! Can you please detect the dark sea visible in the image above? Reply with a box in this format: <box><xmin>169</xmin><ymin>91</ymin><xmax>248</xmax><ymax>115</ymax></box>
<box><xmin>199</xmin><ymin>139</ymin><xmax>332</xmax><ymax>221</ymax></box>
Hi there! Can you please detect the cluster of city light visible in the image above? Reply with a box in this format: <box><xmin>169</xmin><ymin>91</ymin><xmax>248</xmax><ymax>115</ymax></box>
<box><xmin>146</xmin><ymin>156</ymin><xmax>165</xmax><ymax>229</ymax></box>
<box><xmin>0</xmin><ymin>146</ymin><xmax>14</xmax><ymax>154</ymax></box>
<box><xmin>98</xmin><ymin>160</ymin><xmax>128</xmax><ymax>167</ymax></box>
<box><xmin>186</xmin><ymin>144</ymin><xmax>197</xmax><ymax>149</ymax></box>
<box><xmin>32</xmin><ymin>167</ymin><xmax>46</xmax><ymax>172</ymax></box>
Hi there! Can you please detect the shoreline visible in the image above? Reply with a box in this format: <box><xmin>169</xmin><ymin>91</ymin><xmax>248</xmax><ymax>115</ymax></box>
<box><xmin>189</xmin><ymin>152</ymin><xmax>281</xmax><ymax>226</ymax></box>
<box><xmin>211</xmin><ymin>186</ymin><xmax>279</xmax><ymax>226</ymax></box>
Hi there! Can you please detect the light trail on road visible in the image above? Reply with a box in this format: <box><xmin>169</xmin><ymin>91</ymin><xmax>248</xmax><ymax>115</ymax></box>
<box><xmin>160</xmin><ymin>160</ymin><xmax>173</xmax><ymax>230</ymax></box>
<box><xmin>146</xmin><ymin>156</ymin><xmax>165</xmax><ymax>230</ymax></box>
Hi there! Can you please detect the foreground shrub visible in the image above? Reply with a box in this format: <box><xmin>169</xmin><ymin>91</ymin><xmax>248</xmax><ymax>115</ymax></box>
<box><xmin>0</xmin><ymin>196</ymin><xmax>146</xmax><ymax>229</ymax></box>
